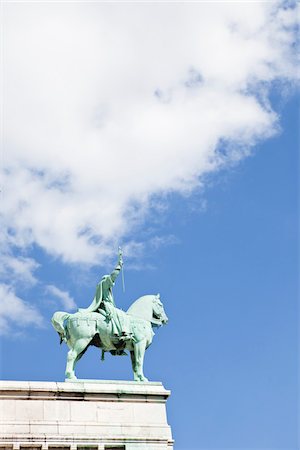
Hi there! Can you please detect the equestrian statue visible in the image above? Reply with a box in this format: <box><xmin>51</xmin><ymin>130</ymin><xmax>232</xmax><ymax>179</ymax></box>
<box><xmin>51</xmin><ymin>249</ymin><xmax>168</xmax><ymax>381</ymax></box>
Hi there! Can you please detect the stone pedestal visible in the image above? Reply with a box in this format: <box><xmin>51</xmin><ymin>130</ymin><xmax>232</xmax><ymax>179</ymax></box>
<box><xmin>0</xmin><ymin>380</ymin><xmax>173</xmax><ymax>450</ymax></box>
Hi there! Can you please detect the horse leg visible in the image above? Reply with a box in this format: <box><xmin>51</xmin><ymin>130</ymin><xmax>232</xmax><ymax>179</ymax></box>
<box><xmin>133</xmin><ymin>340</ymin><xmax>148</xmax><ymax>382</ymax></box>
<box><xmin>130</xmin><ymin>351</ymin><xmax>138</xmax><ymax>381</ymax></box>
<box><xmin>65</xmin><ymin>348</ymin><xmax>77</xmax><ymax>380</ymax></box>
<box><xmin>65</xmin><ymin>338</ymin><xmax>90</xmax><ymax>380</ymax></box>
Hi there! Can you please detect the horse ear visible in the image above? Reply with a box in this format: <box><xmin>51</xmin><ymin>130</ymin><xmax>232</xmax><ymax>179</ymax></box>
<box><xmin>157</xmin><ymin>293</ymin><xmax>160</xmax><ymax>298</ymax></box>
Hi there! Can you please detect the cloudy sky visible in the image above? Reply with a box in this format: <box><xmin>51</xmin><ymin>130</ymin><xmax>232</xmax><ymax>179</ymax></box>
<box><xmin>1</xmin><ymin>1</ymin><xmax>299</xmax><ymax>449</ymax></box>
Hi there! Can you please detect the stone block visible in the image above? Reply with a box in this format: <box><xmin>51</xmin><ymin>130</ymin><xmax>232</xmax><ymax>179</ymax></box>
<box><xmin>58</xmin><ymin>424</ymin><xmax>86</xmax><ymax>436</ymax></box>
<box><xmin>0</xmin><ymin>422</ymin><xmax>30</xmax><ymax>434</ymax></box>
<box><xmin>0</xmin><ymin>400</ymin><xmax>16</xmax><ymax>421</ymax></box>
<box><xmin>43</xmin><ymin>401</ymin><xmax>70</xmax><ymax>422</ymax></box>
<box><xmin>70</xmin><ymin>402</ymin><xmax>97</xmax><ymax>422</ymax></box>
<box><xmin>29</xmin><ymin>422</ymin><xmax>59</xmax><ymax>435</ymax></box>
<box><xmin>132</xmin><ymin>402</ymin><xmax>166</xmax><ymax>424</ymax></box>
<box><xmin>15</xmin><ymin>400</ymin><xmax>44</xmax><ymax>421</ymax></box>
<box><xmin>96</xmin><ymin>402</ymin><xmax>135</xmax><ymax>424</ymax></box>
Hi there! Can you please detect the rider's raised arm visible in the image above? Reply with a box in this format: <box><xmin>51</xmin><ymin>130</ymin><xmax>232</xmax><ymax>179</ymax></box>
<box><xmin>110</xmin><ymin>253</ymin><xmax>123</xmax><ymax>283</ymax></box>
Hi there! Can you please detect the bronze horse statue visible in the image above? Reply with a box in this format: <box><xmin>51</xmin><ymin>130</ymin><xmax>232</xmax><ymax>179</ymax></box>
<box><xmin>52</xmin><ymin>294</ymin><xmax>168</xmax><ymax>381</ymax></box>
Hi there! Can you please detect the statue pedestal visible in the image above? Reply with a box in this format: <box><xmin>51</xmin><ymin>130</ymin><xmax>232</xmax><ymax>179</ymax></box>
<box><xmin>0</xmin><ymin>380</ymin><xmax>173</xmax><ymax>450</ymax></box>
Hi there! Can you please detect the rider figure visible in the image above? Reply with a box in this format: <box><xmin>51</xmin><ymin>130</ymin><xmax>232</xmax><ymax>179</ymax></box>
<box><xmin>79</xmin><ymin>250</ymin><xmax>131</xmax><ymax>341</ymax></box>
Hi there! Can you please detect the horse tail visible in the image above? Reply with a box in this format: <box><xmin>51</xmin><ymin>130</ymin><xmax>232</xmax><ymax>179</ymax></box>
<box><xmin>51</xmin><ymin>311</ymin><xmax>70</xmax><ymax>344</ymax></box>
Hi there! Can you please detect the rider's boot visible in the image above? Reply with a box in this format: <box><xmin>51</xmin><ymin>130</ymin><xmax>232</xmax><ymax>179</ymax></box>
<box><xmin>119</xmin><ymin>331</ymin><xmax>133</xmax><ymax>341</ymax></box>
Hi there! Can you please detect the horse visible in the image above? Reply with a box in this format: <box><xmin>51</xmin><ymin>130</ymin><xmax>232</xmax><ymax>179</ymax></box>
<box><xmin>51</xmin><ymin>294</ymin><xmax>168</xmax><ymax>382</ymax></box>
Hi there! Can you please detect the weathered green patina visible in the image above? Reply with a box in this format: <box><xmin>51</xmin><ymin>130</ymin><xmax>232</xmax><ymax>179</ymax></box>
<box><xmin>51</xmin><ymin>251</ymin><xmax>168</xmax><ymax>382</ymax></box>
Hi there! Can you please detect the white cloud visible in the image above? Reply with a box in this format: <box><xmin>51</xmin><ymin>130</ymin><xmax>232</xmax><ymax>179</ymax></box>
<box><xmin>0</xmin><ymin>284</ymin><xmax>44</xmax><ymax>335</ymax></box>
<box><xmin>0</xmin><ymin>253</ymin><xmax>39</xmax><ymax>286</ymax></box>
<box><xmin>46</xmin><ymin>285</ymin><xmax>77</xmax><ymax>311</ymax></box>
<box><xmin>1</xmin><ymin>1</ymin><xmax>299</xmax><ymax>266</ymax></box>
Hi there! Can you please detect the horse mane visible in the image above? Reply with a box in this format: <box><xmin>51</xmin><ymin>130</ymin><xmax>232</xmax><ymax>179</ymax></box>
<box><xmin>126</xmin><ymin>295</ymin><xmax>155</xmax><ymax>322</ymax></box>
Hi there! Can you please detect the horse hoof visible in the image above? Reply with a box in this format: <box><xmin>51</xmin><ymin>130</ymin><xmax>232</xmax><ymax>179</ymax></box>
<box><xmin>65</xmin><ymin>373</ymin><xmax>77</xmax><ymax>380</ymax></box>
<box><xmin>134</xmin><ymin>375</ymin><xmax>148</xmax><ymax>382</ymax></box>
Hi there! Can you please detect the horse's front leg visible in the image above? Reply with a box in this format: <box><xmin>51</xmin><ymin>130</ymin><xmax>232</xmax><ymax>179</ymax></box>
<box><xmin>130</xmin><ymin>350</ymin><xmax>138</xmax><ymax>381</ymax></box>
<box><xmin>133</xmin><ymin>340</ymin><xmax>148</xmax><ymax>382</ymax></box>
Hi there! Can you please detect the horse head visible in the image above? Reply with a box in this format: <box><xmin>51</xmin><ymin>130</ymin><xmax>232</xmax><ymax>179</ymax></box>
<box><xmin>151</xmin><ymin>294</ymin><xmax>168</xmax><ymax>326</ymax></box>
<box><xmin>127</xmin><ymin>293</ymin><xmax>168</xmax><ymax>326</ymax></box>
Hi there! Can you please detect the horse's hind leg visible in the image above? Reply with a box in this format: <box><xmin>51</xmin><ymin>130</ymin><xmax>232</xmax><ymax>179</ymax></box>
<box><xmin>65</xmin><ymin>348</ymin><xmax>77</xmax><ymax>380</ymax></box>
<box><xmin>130</xmin><ymin>351</ymin><xmax>138</xmax><ymax>380</ymax></box>
<box><xmin>65</xmin><ymin>338</ymin><xmax>90</xmax><ymax>380</ymax></box>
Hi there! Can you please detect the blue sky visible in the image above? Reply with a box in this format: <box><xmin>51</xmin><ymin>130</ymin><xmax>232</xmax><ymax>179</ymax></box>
<box><xmin>0</xmin><ymin>2</ymin><xmax>299</xmax><ymax>450</ymax></box>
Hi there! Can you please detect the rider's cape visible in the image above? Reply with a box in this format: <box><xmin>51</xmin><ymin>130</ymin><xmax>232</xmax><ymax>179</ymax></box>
<box><xmin>79</xmin><ymin>275</ymin><xmax>113</xmax><ymax>313</ymax></box>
